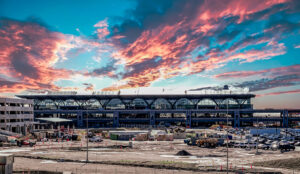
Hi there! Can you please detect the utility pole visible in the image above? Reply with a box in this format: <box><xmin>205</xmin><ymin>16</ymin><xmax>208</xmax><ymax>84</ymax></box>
<box><xmin>256</xmin><ymin>117</ymin><xmax>259</xmax><ymax>154</ymax></box>
<box><xmin>226</xmin><ymin>100</ymin><xmax>229</xmax><ymax>174</ymax></box>
<box><xmin>86</xmin><ymin>113</ymin><xmax>89</xmax><ymax>163</ymax></box>
<box><xmin>285</xmin><ymin>111</ymin><xmax>288</xmax><ymax>137</ymax></box>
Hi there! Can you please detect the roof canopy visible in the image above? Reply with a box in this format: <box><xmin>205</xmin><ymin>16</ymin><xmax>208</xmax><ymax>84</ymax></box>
<box><xmin>36</xmin><ymin>118</ymin><xmax>72</xmax><ymax>123</ymax></box>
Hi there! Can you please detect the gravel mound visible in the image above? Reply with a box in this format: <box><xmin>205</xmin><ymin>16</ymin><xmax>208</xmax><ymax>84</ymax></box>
<box><xmin>176</xmin><ymin>150</ymin><xmax>191</xmax><ymax>156</ymax></box>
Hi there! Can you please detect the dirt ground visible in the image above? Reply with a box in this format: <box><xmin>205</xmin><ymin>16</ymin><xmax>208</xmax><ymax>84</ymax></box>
<box><xmin>1</xmin><ymin>138</ymin><xmax>300</xmax><ymax>173</ymax></box>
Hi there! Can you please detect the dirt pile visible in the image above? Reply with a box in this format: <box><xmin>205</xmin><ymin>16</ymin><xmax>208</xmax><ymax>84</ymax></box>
<box><xmin>14</xmin><ymin>171</ymin><xmax>62</xmax><ymax>174</ymax></box>
<box><xmin>253</xmin><ymin>157</ymin><xmax>300</xmax><ymax>170</ymax></box>
<box><xmin>176</xmin><ymin>150</ymin><xmax>191</xmax><ymax>156</ymax></box>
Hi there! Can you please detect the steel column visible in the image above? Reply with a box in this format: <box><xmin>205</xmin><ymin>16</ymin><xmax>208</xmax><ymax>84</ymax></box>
<box><xmin>234</xmin><ymin>111</ymin><xmax>240</xmax><ymax>128</ymax></box>
<box><xmin>113</xmin><ymin>111</ymin><xmax>119</xmax><ymax>127</ymax></box>
<box><xmin>237</xmin><ymin>111</ymin><xmax>240</xmax><ymax>128</ymax></box>
<box><xmin>150</xmin><ymin>111</ymin><xmax>155</xmax><ymax>126</ymax></box>
<box><xmin>234</xmin><ymin>110</ymin><xmax>241</xmax><ymax>128</ymax></box>
<box><xmin>282</xmin><ymin>111</ymin><xmax>285</xmax><ymax>128</ymax></box>
<box><xmin>77</xmin><ymin>111</ymin><xmax>83</xmax><ymax>127</ymax></box>
<box><xmin>285</xmin><ymin>110</ymin><xmax>289</xmax><ymax>128</ymax></box>
<box><xmin>186</xmin><ymin>111</ymin><xmax>191</xmax><ymax>128</ymax></box>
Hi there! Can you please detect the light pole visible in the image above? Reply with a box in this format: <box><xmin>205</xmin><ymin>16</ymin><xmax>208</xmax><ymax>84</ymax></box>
<box><xmin>226</xmin><ymin>100</ymin><xmax>229</xmax><ymax>174</ymax></box>
<box><xmin>86</xmin><ymin>113</ymin><xmax>89</xmax><ymax>163</ymax></box>
<box><xmin>256</xmin><ymin>117</ymin><xmax>259</xmax><ymax>154</ymax></box>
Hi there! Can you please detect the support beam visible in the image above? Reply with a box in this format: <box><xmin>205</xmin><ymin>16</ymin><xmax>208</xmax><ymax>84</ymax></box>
<box><xmin>113</xmin><ymin>111</ymin><xmax>119</xmax><ymax>127</ymax></box>
<box><xmin>234</xmin><ymin>112</ymin><xmax>237</xmax><ymax>128</ymax></box>
<box><xmin>282</xmin><ymin>111</ymin><xmax>285</xmax><ymax>128</ymax></box>
<box><xmin>285</xmin><ymin>110</ymin><xmax>289</xmax><ymax>128</ymax></box>
<box><xmin>149</xmin><ymin>111</ymin><xmax>155</xmax><ymax>126</ymax></box>
<box><xmin>234</xmin><ymin>110</ymin><xmax>240</xmax><ymax>128</ymax></box>
<box><xmin>186</xmin><ymin>111</ymin><xmax>191</xmax><ymax>128</ymax></box>
<box><xmin>77</xmin><ymin>111</ymin><xmax>83</xmax><ymax>127</ymax></box>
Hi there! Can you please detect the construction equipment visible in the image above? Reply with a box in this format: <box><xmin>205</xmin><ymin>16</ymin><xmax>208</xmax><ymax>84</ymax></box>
<box><xmin>196</xmin><ymin>138</ymin><xmax>218</xmax><ymax>148</ymax></box>
<box><xmin>169</xmin><ymin>126</ymin><xmax>186</xmax><ymax>133</ymax></box>
<box><xmin>184</xmin><ymin>137</ymin><xmax>198</xmax><ymax>146</ymax></box>
<box><xmin>16</xmin><ymin>134</ymin><xmax>36</xmax><ymax>147</ymax></box>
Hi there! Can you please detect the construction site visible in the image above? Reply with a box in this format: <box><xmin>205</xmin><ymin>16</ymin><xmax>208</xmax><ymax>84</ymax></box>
<box><xmin>0</xmin><ymin>88</ymin><xmax>299</xmax><ymax>173</ymax></box>
<box><xmin>0</xmin><ymin>126</ymin><xmax>297</xmax><ymax>173</ymax></box>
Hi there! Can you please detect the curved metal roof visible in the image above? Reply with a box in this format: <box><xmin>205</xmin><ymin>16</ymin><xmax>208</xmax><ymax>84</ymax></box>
<box><xmin>17</xmin><ymin>93</ymin><xmax>255</xmax><ymax>100</ymax></box>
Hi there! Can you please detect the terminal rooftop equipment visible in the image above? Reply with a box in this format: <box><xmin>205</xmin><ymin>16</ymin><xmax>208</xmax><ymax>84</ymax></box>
<box><xmin>17</xmin><ymin>86</ymin><xmax>300</xmax><ymax>128</ymax></box>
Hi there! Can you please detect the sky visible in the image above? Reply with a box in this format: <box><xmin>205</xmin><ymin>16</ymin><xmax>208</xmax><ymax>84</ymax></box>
<box><xmin>0</xmin><ymin>0</ymin><xmax>300</xmax><ymax>109</ymax></box>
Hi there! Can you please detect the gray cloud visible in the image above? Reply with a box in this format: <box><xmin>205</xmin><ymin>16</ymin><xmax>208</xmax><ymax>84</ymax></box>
<box><xmin>233</xmin><ymin>74</ymin><xmax>300</xmax><ymax>92</ymax></box>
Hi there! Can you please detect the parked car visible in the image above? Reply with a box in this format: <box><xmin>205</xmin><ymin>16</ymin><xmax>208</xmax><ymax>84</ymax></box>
<box><xmin>268</xmin><ymin>135</ymin><xmax>275</xmax><ymax>140</ymax></box>
<box><xmin>89</xmin><ymin>136</ymin><xmax>103</xmax><ymax>142</ymax></box>
<box><xmin>294</xmin><ymin>141</ymin><xmax>300</xmax><ymax>146</ymax></box>
<box><xmin>258</xmin><ymin>143</ymin><xmax>269</xmax><ymax>150</ymax></box>
<box><xmin>239</xmin><ymin>142</ymin><xmax>247</xmax><ymax>148</ymax></box>
<box><xmin>245</xmin><ymin>142</ymin><xmax>256</xmax><ymax>149</ymax></box>
<box><xmin>278</xmin><ymin>141</ymin><xmax>295</xmax><ymax>152</ymax></box>
<box><xmin>234</xmin><ymin>142</ymin><xmax>240</xmax><ymax>148</ymax></box>
<box><xmin>270</xmin><ymin>141</ymin><xmax>279</xmax><ymax>151</ymax></box>
<box><xmin>258</xmin><ymin>138</ymin><xmax>267</xmax><ymax>143</ymax></box>
<box><xmin>265</xmin><ymin>140</ymin><xmax>273</xmax><ymax>145</ymax></box>
<box><xmin>222</xmin><ymin>140</ymin><xmax>234</xmax><ymax>147</ymax></box>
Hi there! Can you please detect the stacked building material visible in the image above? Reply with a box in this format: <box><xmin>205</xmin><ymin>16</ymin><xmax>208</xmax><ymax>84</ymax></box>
<box><xmin>110</xmin><ymin>133</ymin><xmax>118</xmax><ymax>140</ymax></box>
<box><xmin>109</xmin><ymin>130</ymin><xmax>148</xmax><ymax>141</ymax></box>
<box><xmin>156</xmin><ymin>134</ymin><xmax>174</xmax><ymax>141</ymax></box>
<box><xmin>173</xmin><ymin>132</ymin><xmax>186</xmax><ymax>139</ymax></box>
<box><xmin>134</xmin><ymin>133</ymin><xmax>148</xmax><ymax>141</ymax></box>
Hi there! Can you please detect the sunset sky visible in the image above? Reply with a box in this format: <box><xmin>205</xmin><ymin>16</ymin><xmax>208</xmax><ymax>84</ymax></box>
<box><xmin>0</xmin><ymin>0</ymin><xmax>300</xmax><ymax>109</ymax></box>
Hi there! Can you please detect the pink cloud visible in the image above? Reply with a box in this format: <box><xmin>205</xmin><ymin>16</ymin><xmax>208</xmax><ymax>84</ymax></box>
<box><xmin>94</xmin><ymin>19</ymin><xmax>110</xmax><ymax>39</ymax></box>
<box><xmin>101</xmin><ymin>0</ymin><xmax>291</xmax><ymax>91</ymax></box>
<box><xmin>257</xmin><ymin>89</ymin><xmax>300</xmax><ymax>97</ymax></box>
<box><xmin>0</xmin><ymin>19</ymin><xmax>74</xmax><ymax>93</ymax></box>
<box><xmin>215</xmin><ymin>64</ymin><xmax>300</xmax><ymax>79</ymax></box>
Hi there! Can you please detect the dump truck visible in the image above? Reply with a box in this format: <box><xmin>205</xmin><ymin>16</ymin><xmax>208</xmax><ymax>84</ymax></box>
<box><xmin>196</xmin><ymin>138</ymin><xmax>218</xmax><ymax>148</ymax></box>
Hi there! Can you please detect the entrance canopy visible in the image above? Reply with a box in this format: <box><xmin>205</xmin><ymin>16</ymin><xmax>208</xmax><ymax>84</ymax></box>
<box><xmin>36</xmin><ymin>118</ymin><xmax>72</xmax><ymax>123</ymax></box>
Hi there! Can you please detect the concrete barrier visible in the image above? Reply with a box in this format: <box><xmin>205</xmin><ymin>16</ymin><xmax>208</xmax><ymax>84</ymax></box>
<box><xmin>0</xmin><ymin>154</ymin><xmax>14</xmax><ymax>174</ymax></box>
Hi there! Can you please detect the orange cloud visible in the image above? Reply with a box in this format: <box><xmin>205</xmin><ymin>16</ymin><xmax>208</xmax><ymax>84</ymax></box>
<box><xmin>257</xmin><ymin>89</ymin><xmax>300</xmax><ymax>97</ymax></box>
<box><xmin>215</xmin><ymin>64</ymin><xmax>300</xmax><ymax>79</ymax></box>
<box><xmin>102</xmin><ymin>0</ymin><xmax>290</xmax><ymax>91</ymax></box>
<box><xmin>0</xmin><ymin>19</ymin><xmax>73</xmax><ymax>93</ymax></box>
<box><xmin>83</xmin><ymin>83</ymin><xmax>95</xmax><ymax>91</ymax></box>
<box><xmin>94</xmin><ymin>19</ymin><xmax>110</xmax><ymax>39</ymax></box>
<box><xmin>196</xmin><ymin>0</ymin><xmax>289</xmax><ymax>23</ymax></box>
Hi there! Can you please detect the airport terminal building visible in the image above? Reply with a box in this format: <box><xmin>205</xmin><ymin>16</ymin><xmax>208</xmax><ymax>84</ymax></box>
<box><xmin>18</xmin><ymin>87</ymin><xmax>300</xmax><ymax>128</ymax></box>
